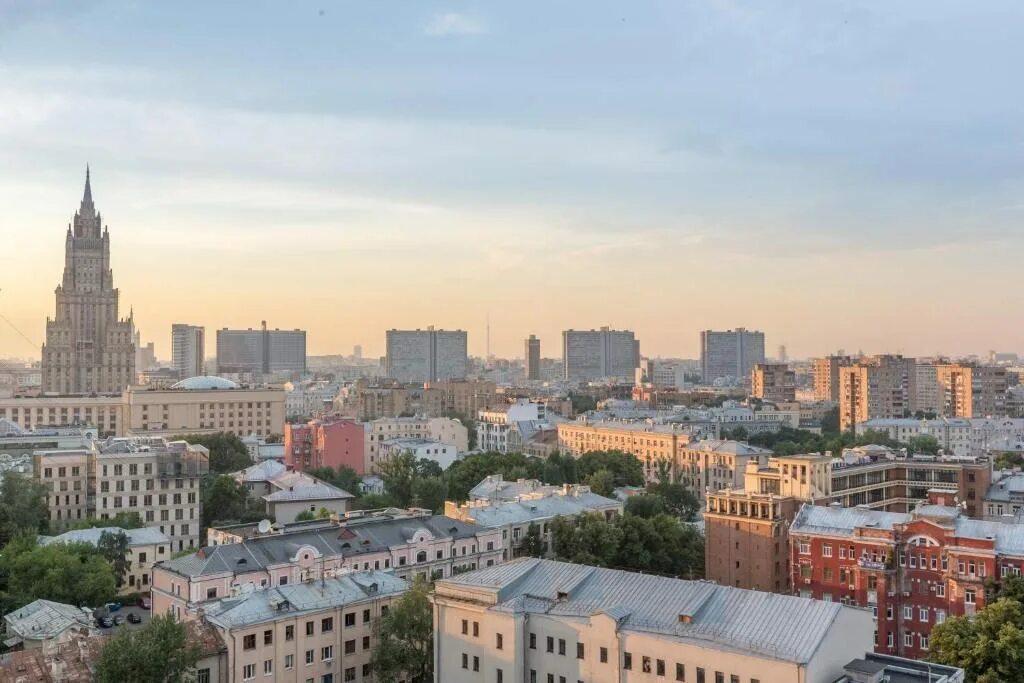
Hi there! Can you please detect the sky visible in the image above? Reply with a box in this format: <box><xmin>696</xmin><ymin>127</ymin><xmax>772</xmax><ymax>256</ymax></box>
<box><xmin>1</xmin><ymin>1</ymin><xmax>1023</xmax><ymax>362</ymax></box>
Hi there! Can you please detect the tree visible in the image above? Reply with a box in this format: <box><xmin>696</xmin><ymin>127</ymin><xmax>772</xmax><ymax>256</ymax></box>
<box><xmin>96</xmin><ymin>614</ymin><xmax>201</xmax><ymax>683</ymax></box>
<box><xmin>445</xmin><ymin>452</ymin><xmax>546</xmax><ymax>502</ymax></box>
<box><xmin>411</xmin><ymin>476</ymin><xmax>448</xmax><ymax>513</ymax></box>
<box><xmin>66</xmin><ymin>512</ymin><xmax>145</xmax><ymax>531</ymax></box>
<box><xmin>647</xmin><ymin>482</ymin><xmax>700</xmax><ymax>521</ymax></box>
<box><xmin>264</xmin><ymin>433</ymin><xmax>282</xmax><ymax>444</ymax></box>
<box><xmin>97</xmin><ymin>530</ymin><xmax>130</xmax><ymax>588</ymax></box>
<box><xmin>200</xmin><ymin>475</ymin><xmax>249</xmax><ymax>527</ymax></box>
<box><xmin>0</xmin><ymin>471</ymin><xmax>49</xmax><ymax>545</ymax></box>
<box><xmin>295</xmin><ymin>510</ymin><xmax>317</xmax><ymax>522</ymax></box>
<box><xmin>372</xmin><ymin>577</ymin><xmax>433</xmax><ymax>683</ymax></box>
<box><xmin>996</xmin><ymin>452</ymin><xmax>1024</xmax><ymax>470</ymax></box>
<box><xmin>568</xmin><ymin>393</ymin><xmax>597</xmax><ymax>415</ymax></box>
<box><xmin>1</xmin><ymin>537</ymin><xmax>116</xmax><ymax>609</ymax></box>
<box><xmin>542</xmin><ymin>452</ymin><xmax>579</xmax><ymax>486</ymax></box>
<box><xmin>929</xmin><ymin>598</ymin><xmax>1024</xmax><ymax>683</ymax></box>
<box><xmin>820</xmin><ymin>406</ymin><xmax>840</xmax><ymax>435</ymax></box>
<box><xmin>305</xmin><ymin>465</ymin><xmax>362</xmax><ymax>495</ymax></box>
<box><xmin>171</xmin><ymin>432</ymin><xmax>250</xmax><ymax>473</ymax></box>
<box><xmin>576</xmin><ymin>451</ymin><xmax>645</xmax><ymax>487</ymax></box>
<box><xmin>520</xmin><ymin>523</ymin><xmax>545</xmax><ymax>557</ymax></box>
<box><xmin>356</xmin><ymin>493</ymin><xmax>398</xmax><ymax>510</ymax></box>
<box><xmin>378</xmin><ymin>451</ymin><xmax>417</xmax><ymax>507</ymax></box>
<box><xmin>415</xmin><ymin>459</ymin><xmax>444</xmax><ymax>478</ymax></box>
<box><xmin>585</xmin><ymin>469</ymin><xmax>615</xmax><ymax>497</ymax></box>
<box><xmin>907</xmin><ymin>434</ymin><xmax>940</xmax><ymax>455</ymax></box>
<box><xmin>625</xmin><ymin>494</ymin><xmax>667</xmax><ymax>518</ymax></box>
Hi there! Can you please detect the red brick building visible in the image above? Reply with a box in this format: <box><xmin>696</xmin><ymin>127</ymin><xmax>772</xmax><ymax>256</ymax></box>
<box><xmin>284</xmin><ymin>416</ymin><xmax>365</xmax><ymax>473</ymax></box>
<box><xmin>790</xmin><ymin>492</ymin><xmax>1024</xmax><ymax>660</ymax></box>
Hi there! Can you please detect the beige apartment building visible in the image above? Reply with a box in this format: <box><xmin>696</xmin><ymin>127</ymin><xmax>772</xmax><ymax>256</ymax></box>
<box><xmin>813</xmin><ymin>355</ymin><xmax>853</xmax><ymax>402</ymax></box>
<box><xmin>432</xmin><ymin>558</ymin><xmax>874</xmax><ymax>683</ymax></box>
<box><xmin>933</xmin><ymin>363</ymin><xmax>1008</xmax><ymax>418</ymax></box>
<box><xmin>35</xmin><ymin>436</ymin><xmax>209</xmax><ymax>551</ymax></box>
<box><xmin>202</xmin><ymin>570</ymin><xmax>406</xmax><ymax>683</ymax></box>
<box><xmin>838</xmin><ymin>354</ymin><xmax>917</xmax><ymax>432</ymax></box>
<box><xmin>0</xmin><ymin>380</ymin><xmax>285</xmax><ymax>438</ymax></box>
<box><xmin>751</xmin><ymin>363</ymin><xmax>796</xmax><ymax>403</ymax></box>
<box><xmin>426</xmin><ymin>378</ymin><xmax>502</xmax><ymax>416</ymax></box>
<box><xmin>363</xmin><ymin>415</ymin><xmax>468</xmax><ymax>472</ymax></box>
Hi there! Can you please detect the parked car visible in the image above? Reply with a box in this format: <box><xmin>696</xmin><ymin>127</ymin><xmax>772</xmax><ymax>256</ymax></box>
<box><xmin>105</xmin><ymin>602</ymin><xmax>122</xmax><ymax>612</ymax></box>
<box><xmin>136</xmin><ymin>597</ymin><xmax>151</xmax><ymax>609</ymax></box>
<box><xmin>126</xmin><ymin>613</ymin><xmax>142</xmax><ymax>624</ymax></box>
<box><xmin>95</xmin><ymin>616</ymin><xmax>114</xmax><ymax>628</ymax></box>
<box><xmin>113</xmin><ymin>614</ymin><xmax>126</xmax><ymax>625</ymax></box>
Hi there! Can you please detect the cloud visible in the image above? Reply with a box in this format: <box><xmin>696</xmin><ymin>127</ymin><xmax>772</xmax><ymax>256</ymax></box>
<box><xmin>424</xmin><ymin>12</ymin><xmax>486</xmax><ymax>37</ymax></box>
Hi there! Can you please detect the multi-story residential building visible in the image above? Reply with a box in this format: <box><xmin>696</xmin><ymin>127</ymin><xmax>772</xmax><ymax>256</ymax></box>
<box><xmin>39</xmin><ymin>525</ymin><xmax>170</xmax><ymax>594</ymax></box>
<box><xmin>839</xmin><ymin>355</ymin><xmax>917</xmax><ymax>432</ymax></box>
<box><xmin>525</xmin><ymin>335</ymin><xmax>541</xmax><ymax>381</ymax></box>
<box><xmin>932</xmin><ymin>363</ymin><xmax>1009</xmax><ymax>418</ymax></box>
<box><xmin>445</xmin><ymin>483</ymin><xmax>623</xmax><ymax>559</ymax></box>
<box><xmin>983</xmin><ymin>472</ymin><xmax>1024</xmax><ymax>520</ymax></box>
<box><xmin>379</xmin><ymin>438</ymin><xmax>458</xmax><ymax>469</ymax></box>
<box><xmin>751</xmin><ymin>363</ymin><xmax>796</xmax><ymax>403</ymax></box>
<box><xmin>914</xmin><ymin>363</ymin><xmax>942</xmax><ymax>416</ymax></box>
<box><xmin>426</xmin><ymin>378</ymin><xmax>502</xmax><ymax>417</ymax></box>
<box><xmin>284</xmin><ymin>416</ymin><xmax>365</xmax><ymax>473</ymax></box>
<box><xmin>700</xmin><ymin>328</ymin><xmax>765</xmax><ymax>385</ymax></box>
<box><xmin>814</xmin><ymin>356</ymin><xmax>854</xmax><ymax>402</ymax></box>
<box><xmin>202</xmin><ymin>570</ymin><xmax>406</xmax><ymax>683</ymax></box>
<box><xmin>385</xmin><ymin>327</ymin><xmax>468</xmax><ymax>382</ymax></box>
<box><xmin>561</xmin><ymin>327</ymin><xmax>638</xmax><ymax>382</ymax></box>
<box><xmin>477</xmin><ymin>399</ymin><xmax>548</xmax><ymax>454</ymax></box>
<box><xmin>216</xmin><ymin>323</ymin><xmax>307</xmax><ymax>375</ymax></box>
<box><xmin>338</xmin><ymin>381</ymin><xmax>446</xmax><ymax>421</ymax></box>
<box><xmin>363</xmin><ymin>415</ymin><xmax>468</xmax><ymax>472</ymax></box>
<box><xmin>153</xmin><ymin>509</ymin><xmax>504</xmax><ymax>620</ymax></box>
<box><xmin>674</xmin><ymin>439</ymin><xmax>775</xmax><ymax>497</ymax></box>
<box><xmin>432</xmin><ymin>558</ymin><xmax>874</xmax><ymax>683</ymax></box>
<box><xmin>859</xmin><ymin>416</ymin><xmax>1024</xmax><ymax>457</ymax></box>
<box><xmin>789</xmin><ymin>496</ymin><xmax>1024</xmax><ymax>660</ymax></box>
<box><xmin>35</xmin><ymin>436</ymin><xmax>209</xmax><ymax>551</ymax></box>
<box><xmin>171</xmin><ymin>324</ymin><xmax>205</xmax><ymax>378</ymax></box>
<box><xmin>41</xmin><ymin>169</ymin><xmax>136</xmax><ymax>395</ymax></box>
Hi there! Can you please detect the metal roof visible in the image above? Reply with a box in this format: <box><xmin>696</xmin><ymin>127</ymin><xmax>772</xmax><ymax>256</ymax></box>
<box><xmin>39</xmin><ymin>525</ymin><xmax>170</xmax><ymax>547</ymax></box>
<box><xmin>4</xmin><ymin>600</ymin><xmax>90</xmax><ymax>642</ymax></box>
<box><xmin>460</xmin><ymin>492</ymin><xmax>622</xmax><ymax>528</ymax></box>
<box><xmin>438</xmin><ymin>558</ymin><xmax>851</xmax><ymax>663</ymax></box>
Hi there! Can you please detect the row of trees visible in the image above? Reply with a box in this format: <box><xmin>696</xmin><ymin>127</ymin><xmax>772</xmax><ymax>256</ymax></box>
<box><xmin>721</xmin><ymin>424</ymin><xmax>941</xmax><ymax>457</ymax></box>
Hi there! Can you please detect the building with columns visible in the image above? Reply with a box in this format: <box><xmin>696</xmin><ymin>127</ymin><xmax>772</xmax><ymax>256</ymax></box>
<box><xmin>42</xmin><ymin>168</ymin><xmax>135</xmax><ymax>394</ymax></box>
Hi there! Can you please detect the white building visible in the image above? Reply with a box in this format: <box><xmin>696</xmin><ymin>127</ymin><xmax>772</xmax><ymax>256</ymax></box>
<box><xmin>477</xmin><ymin>399</ymin><xmax>548</xmax><ymax>454</ymax></box>
<box><xmin>432</xmin><ymin>558</ymin><xmax>874</xmax><ymax>683</ymax></box>
<box><xmin>231</xmin><ymin>459</ymin><xmax>355</xmax><ymax>523</ymax></box>
<box><xmin>859</xmin><ymin>416</ymin><xmax>1024</xmax><ymax>456</ymax></box>
<box><xmin>364</xmin><ymin>416</ymin><xmax>468</xmax><ymax>471</ymax></box>
<box><xmin>380</xmin><ymin>437</ymin><xmax>459</xmax><ymax>469</ymax></box>
<box><xmin>170</xmin><ymin>323</ymin><xmax>205</xmax><ymax>378</ymax></box>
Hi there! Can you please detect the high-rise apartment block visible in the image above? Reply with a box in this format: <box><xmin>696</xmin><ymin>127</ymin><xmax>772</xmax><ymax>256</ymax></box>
<box><xmin>385</xmin><ymin>327</ymin><xmax>468</xmax><ymax>382</ymax></box>
<box><xmin>216</xmin><ymin>323</ymin><xmax>306</xmax><ymax>375</ymax></box>
<box><xmin>700</xmin><ymin>328</ymin><xmax>765</xmax><ymax>385</ymax></box>
<box><xmin>813</xmin><ymin>355</ymin><xmax>853</xmax><ymax>402</ymax></box>
<box><xmin>838</xmin><ymin>355</ymin><xmax>916</xmax><ymax>432</ymax></box>
<box><xmin>751</xmin><ymin>363</ymin><xmax>796</xmax><ymax>403</ymax></box>
<box><xmin>561</xmin><ymin>327</ymin><xmax>638</xmax><ymax>381</ymax></box>
<box><xmin>932</xmin><ymin>363</ymin><xmax>1008</xmax><ymax>418</ymax></box>
<box><xmin>41</xmin><ymin>169</ymin><xmax>136</xmax><ymax>394</ymax></box>
<box><xmin>171</xmin><ymin>324</ymin><xmax>205</xmax><ymax>378</ymax></box>
<box><xmin>524</xmin><ymin>335</ymin><xmax>541</xmax><ymax>381</ymax></box>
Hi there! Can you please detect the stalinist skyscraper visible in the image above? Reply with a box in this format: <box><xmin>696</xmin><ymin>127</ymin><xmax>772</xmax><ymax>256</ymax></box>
<box><xmin>41</xmin><ymin>168</ymin><xmax>135</xmax><ymax>394</ymax></box>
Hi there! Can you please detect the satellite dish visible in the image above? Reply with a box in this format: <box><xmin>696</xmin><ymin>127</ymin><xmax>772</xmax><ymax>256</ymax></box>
<box><xmin>257</xmin><ymin>519</ymin><xmax>272</xmax><ymax>534</ymax></box>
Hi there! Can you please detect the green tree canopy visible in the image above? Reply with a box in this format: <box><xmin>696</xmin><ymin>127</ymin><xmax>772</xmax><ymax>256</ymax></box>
<box><xmin>97</xmin><ymin>530</ymin><xmax>130</xmax><ymax>588</ymax></box>
<box><xmin>647</xmin><ymin>482</ymin><xmax>700</xmax><ymax>521</ymax></box>
<box><xmin>171</xmin><ymin>431</ymin><xmax>251</xmax><ymax>473</ymax></box>
<box><xmin>305</xmin><ymin>465</ymin><xmax>362</xmax><ymax>495</ymax></box>
<box><xmin>445</xmin><ymin>451</ymin><xmax>545</xmax><ymax>502</ymax></box>
<box><xmin>411</xmin><ymin>476</ymin><xmax>448</xmax><ymax>514</ymax></box>
<box><xmin>907</xmin><ymin>434</ymin><xmax>941</xmax><ymax>455</ymax></box>
<box><xmin>624</xmin><ymin>494</ymin><xmax>668</xmax><ymax>518</ymax></box>
<box><xmin>585</xmin><ymin>469</ymin><xmax>615</xmax><ymax>497</ymax></box>
<box><xmin>568</xmin><ymin>393</ymin><xmax>598</xmax><ymax>415</ymax></box>
<box><xmin>0</xmin><ymin>536</ymin><xmax>116</xmax><ymax>609</ymax></box>
<box><xmin>200</xmin><ymin>474</ymin><xmax>250</xmax><ymax>528</ymax></box>
<box><xmin>520</xmin><ymin>522</ymin><xmax>546</xmax><ymax>557</ymax></box>
<box><xmin>95</xmin><ymin>614</ymin><xmax>202</xmax><ymax>683</ymax></box>
<box><xmin>372</xmin><ymin>577</ymin><xmax>433</xmax><ymax>683</ymax></box>
<box><xmin>929</xmin><ymin>597</ymin><xmax>1024</xmax><ymax>683</ymax></box>
<box><xmin>378</xmin><ymin>451</ymin><xmax>417</xmax><ymax>507</ymax></box>
<box><xmin>576</xmin><ymin>450</ymin><xmax>645</xmax><ymax>487</ymax></box>
<box><xmin>66</xmin><ymin>512</ymin><xmax>145</xmax><ymax>531</ymax></box>
<box><xmin>355</xmin><ymin>493</ymin><xmax>398</xmax><ymax>510</ymax></box>
<box><xmin>0</xmin><ymin>471</ymin><xmax>49</xmax><ymax>545</ymax></box>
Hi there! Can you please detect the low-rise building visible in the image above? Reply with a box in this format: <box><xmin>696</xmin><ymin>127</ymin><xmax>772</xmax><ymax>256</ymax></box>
<box><xmin>363</xmin><ymin>415</ymin><xmax>468</xmax><ymax>472</ymax></box>
<box><xmin>379</xmin><ymin>437</ymin><xmax>458</xmax><ymax>469</ymax></box>
<box><xmin>2</xmin><ymin>600</ymin><xmax>93</xmax><ymax>651</ymax></box>
<box><xmin>445</xmin><ymin>484</ymin><xmax>623</xmax><ymax>559</ymax></box>
<box><xmin>39</xmin><ymin>526</ymin><xmax>171</xmax><ymax>594</ymax></box>
<box><xmin>432</xmin><ymin>558</ymin><xmax>874</xmax><ymax>683</ymax></box>
<box><xmin>983</xmin><ymin>471</ymin><xmax>1024</xmax><ymax>520</ymax></box>
<box><xmin>153</xmin><ymin>509</ymin><xmax>504</xmax><ymax>620</ymax></box>
<box><xmin>203</xmin><ymin>570</ymin><xmax>406</xmax><ymax>683</ymax></box>
<box><xmin>284</xmin><ymin>415</ymin><xmax>365</xmax><ymax>474</ymax></box>
<box><xmin>477</xmin><ymin>399</ymin><xmax>548</xmax><ymax>454</ymax></box>
<box><xmin>230</xmin><ymin>459</ymin><xmax>355</xmax><ymax>523</ymax></box>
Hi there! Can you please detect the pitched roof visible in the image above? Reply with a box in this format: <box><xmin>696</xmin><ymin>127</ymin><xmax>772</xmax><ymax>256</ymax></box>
<box><xmin>236</xmin><ymin>459</ymin><xmax>287</xmax><ymax>482</ymax></box>
<box><xmin>39</xmin><ymin>526</ymin><xmax>170</xmax><ymax>548</ymax></box>
<box><xmin>438</xmin><ymin>558</ymin><xmax>852</xmax><ymax>664</ymax></box>
<box><xmin>459</xmin><ymin>491</ymin><xmax>622</xmax><ymax>528</ymax></box>
<box><xmin>4</xmin><ymin>600</ymin><xmax>90</xmax><ymax>643</ymax></box>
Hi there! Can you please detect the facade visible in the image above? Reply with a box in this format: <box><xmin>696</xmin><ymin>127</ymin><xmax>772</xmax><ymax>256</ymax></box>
<box><xmin>790</xmin><ymin>497</ymin><xmax>1024</xmax><ymax>660</ymax></box>
<box><xmin>751</xmin><ymin>363</ymin><xmax>796</xmax><ymax>403</ymax></box>
<box><xmin>385</xmin><ymin>327</ymin><xmax>468</xmax><ymax>382</ymax></box>
<box><xmin>216</xmin><ymin>324</ymin><xmax>307</xmax><ymax>375</ymax></box>
<box><xmin>914</xmin><ymin>363</ymin><xmax>942</xmax><ymax>416</ymax></box>
<box><xmin>525</xmin><ymin>335</ymin><xmax>541</xmax><ymax>381</ymax></box>
<box><xmin>477</xmin><ymin>399</ymin><xmax>547</xmax><ymax>454</ymax></box>
<box><xmin>983</xmin><ymin>472</ymin><xmax>1024</xmax><ymax>520</ymax></box>
<box><xmin>232</xmin><ymin>459</ymin><xmax>355</xmax><ymax>523</ymax></box>
<box><xmin>363</xmin><ymin>416</ymin><xmax>468</xmax><ymax>473</ymax></box>
<box><xmin>379</xmin><ymin>437</ymin><xmax>458</xmax><ymax>469</ymax></box>
<box><xmin>932</xmin><ymin>363</ymin><xmax>1009</xmax><ymax>418</ymax></box>
<box><xmin>284</xmin><ymin>416</ymin><xmax>365</xmax><ymax>473</ymax></box>
<box><xmin>445</xmin><ymin>484</ymin><xmax>623</xmax><ymax>559</ymax></box>
<box><xmin>839</xmin><ymin>355</ymin><xmax>917</xmax><ymax>432</ymax></box>
<box><xmin>202</xmin><ymin>570</ymin><xmax>407</xmax><ymax>683</ymax></box>
<box><xmin>171</xmin><ymin>324</ymin><xmax>205</xmax><ymax>378</ymax></box>
<box><xmin>152</xmin><ymin>510</ymin><xmax>504</xmax><ymax>620</ymax></box>
<box><xmin>859</xmin><ymin>416</ymin><xmax>1024</xmax><ymax>457</ymax></box>
<box><xmin>432</xmin><ymin>558</ymin><xmax>874</xmax><ymax>683</ymax></box>
<box><xmin>42</xmin><ymin>169</ymin><xmax>136</xmax><ymax>395</ymax></box>
<box><xmin>700</xmin><ymin>328</ymin><xmax>765</xmax><ymax>385</ymax></box>
<box><xmin>340</xmin><ymin>382</ymin><xmax>445</xmax><ymax>420</ymax></box>
<box><xmin>426</xmin><ymin>378</ymin><xmax>502</xmax><ymax>417</ymax></box>
<box><xmin>561</xmin><ymin>327</ymin><xmax>638</xmax><ymax>382</ymax></box>
<box><xmin>813</xmin><ymin>355</ymin><xmax>853</xmax><ymax>402</ymax></box>
<box><xmin>39</xmin><ymin>525</ymin><xmax>170</xmax><ymax>594</ymax></box>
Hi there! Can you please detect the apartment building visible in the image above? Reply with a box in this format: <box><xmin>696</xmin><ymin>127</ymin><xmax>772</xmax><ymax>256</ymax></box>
<box><xmin>171</xmin><ymin>324</ymin><xmax>205</xmax><ymax>378</ymax></box>
<box><xmin>202</xmin><ymin>570</ymin><xmax>404</xmax><ymax>683</ymax></box>
<box><xmin>432</xmin><ymin>558</ymin><xmax>873</xmax><ymax>683</ymax></box>
<box><xmin>425</xmin><ymin>378</ymin><xmax>502</xmax><ymax>417</ymax></box>
<box><xmin>700</xmin><ymin>328</ymin><xmax>765</xmax><ymax>385</ymax></box>
<box><xmin>525</xmin><ymin>335</ymin><xmax>541</xmax><ymax>381</ymax></box>
<box><xmin>674</xmin><ymin>439</ymin><xmax>773</xmax><ymax>498</ymax></box>
<box><xmin>751</xmin><ymin>363</ymin><xmax>796</xmax><ymax>403</ymax></box>
<box><xmin>39</xmin><ymin>525</ymin><xmax>170</xmax><ymax>594</ymax></box>
<box><xmin>363</xmin><ymin>415</ymin><xmax>468</xmax><ymax>472</ymax></box>
<box><xmin>153</xmin><ymin>509</ymin><xmax>504</xmax><ymax>620</ymax></box>
<box><xmin>34</xmin><ymin>436</ymin><xmax>208</xmax><ymax>550</ymax></box>
<box><xmin>232</xmin><ymin>459</ymin><xmax>355</xmax><ymax>523</ymax></box>
<box><xmin>983</xmin><ymin>472</ymin><xmax>1024</xmax><ymax>520</ymax></box>
<box><xmin>385</xmin><ymin>327</ymin><xmax>468</xmax><ymax>382</ymax></box>
<box><xmin>562</xmin><ymin>327</ymin><xmax>639</xmax><ymax>382</ymax></box>
<box><xmin>790</xmin><ymin>496</ymin><xmax>1024</xmax><ymax>660</ymax></box>
<box><xmin>814</xmin><ymin>356</ymin><xmax>854</xmax><ymax>402</ymax></box>
<box><xmin>477</xmin><ymin>399</ymin><xmax>548</xmax><ymax>454</ymax></box>
<box><xmin>284</xmin><ymin>416</ymin><xmax>365</xmax><ymax>473</ymax></box>
<box><xmin>216</xmin><ymin>324</ymin><xmax>307</xmax><ymax>375</ymax></box>
<box><xmin>445</xmin><ymin>483</ymin><xmax>623</xmax><ymax>559</ymax></box>
<box><xmin>839</xmin><ymin>355</ymin><xmax>917</xmax><ymax>432</ymax></box>
<box><xmin>0</xmin><ymin>395</ymin><xmax>125</xmax><ymax>435</ymax></box>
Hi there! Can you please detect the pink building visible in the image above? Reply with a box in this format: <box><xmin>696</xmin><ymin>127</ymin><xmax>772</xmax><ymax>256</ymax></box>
<box><xmin>284</xmin><ymin>416</ymin><xmax>365</xmax><ymax>473</ymax></box>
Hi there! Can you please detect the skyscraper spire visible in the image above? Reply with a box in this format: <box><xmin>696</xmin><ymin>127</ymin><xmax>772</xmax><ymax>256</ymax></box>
<box><xmin>82</xmin><ymin>164</ymin><xmax>93</xmax><ymax>206</ymax></box>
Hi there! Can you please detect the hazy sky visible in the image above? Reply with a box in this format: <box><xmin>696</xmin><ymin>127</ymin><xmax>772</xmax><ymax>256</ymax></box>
<box><xmin>1</xmin><ymin>1</ymin><xmax>1023</xmax><ymax>361</ymax></box>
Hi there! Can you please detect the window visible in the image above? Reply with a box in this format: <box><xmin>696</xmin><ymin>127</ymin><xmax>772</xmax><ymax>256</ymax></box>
<box><xmin>936</xmin><ymin>609</ymin><xmax>946</xmax><ymax>624</ymax></box>
<box><xmin>822</xmin><ymin>544</ymin><xmax>832</xmax><ymax>557</ymax></box>
<box><xmin>264</xmin><ymin>630</ymin><xmax>273</xmax><ymax>645</ymax></box>
<box><xmin>345</xmin><ymin>612</ymin><xmax>356</xmax><ymax>627</ymax></box>
<box><xmin>966</xmin><ymin>589</ymin><xmax>976</xmax><ymax>604</ymax></box>
<box><xmin>362</xmin><ymin>636</ymin><xmax>370</xmax><ymax>650</ymax></box>
<box><xmin>322</xmin><ymin>645</ymin><xmax>334</xmax><ymax>662</ymax></box>
<box><xmin>322</xmin><ymin>617</ymin><xmax>333</xmax><ymax>632</ymax></box>
<box><xmin>363</xmin><ymin>608</ymin><xmax>371</xmax><ymax>623</ymax></box>
<box><xmin>903</xmin><ymin>605</ymin><xmax>912</xmax><ymax>620</ymax></box>
<box><xmin>305</xmin><ymin>650</ymin><xmax>314</xmax><ymax>665</ymax></box>
<box><xmin>243</xmin><ymin>664</ymin><xmax>255</xmax><ymax>680</ymax></box>
<box><xmin>264</xmin><ymin>659</ymin><xmax>272</xmax><ymax>676</ymax></box>
<box><xmin>529</xmin><ymin>633</ymin><xmax>536</xmax><ymax>649</ymax></box>
<box><xmin>643</xmin><ymin>656</ymin><xmax>652</xmax><ymax>673</ymax></box>
<box><xmin>624</xmin><ymin>652</ymin><xmax>632</xmax><ymax>670</ymax></box>
<box><xmin>697</xmin><ymin>669</ymin><xmax>706</xmax><ymax>683</ymax></box>
<box><xmin>473</xmin><ymin>656</ymin><xmax>480</xmax><ymax>672</ymax></box>
<box><xmin>497</xmin><ymin>669</ymin><xmax>504</xmax><ymax>683</ymax></box>
<box><xmin>461</xmin><ymin>619</ymin><xmax>468</xmax><ymax>635</ymax></box>
<box><xmin>937</xmin><ymin>583</ymin><xmax>946</xmax><ymax>598</ymax></box>
<box><xmin>306</xmin><ymin>621</ymin><xmax>315</xmax><ymax>636</ymax></box>
<box><xmin>904</xmin><ymin>632</ymin><xmax>913</xmax><ymax>647</ymax></box>
<box><xmin>577</xmin><ymin>642</ymin><xmax>585</xmax><ymax>659</ymax></box>
<box><xmin>919</xmin><ymin>607</ymin><xmax>929</xmax><ymax>622</ymax></box>
<box><xmin>285</xmin><ymin>655</ymin><xmax>294</xmax><ymax>670</ymax></box>
<box><xmin>344</xmin><ymin>669</ymin><xmax>356</xmax><ymax>682</ymax></box>
<box><xmin>676</xmin><ymin>663</ymin><xmax>685</xmax><ymax>681</ymax></box>
<box><xmin>658</xmin><ymin>659</ymin><xmax>666</xmax><ymax>676</ymax></box>
<box><xmin>243</xmin><ymin>634</ymin><xmax>256</xmax><ymax>650</ymax></box>
<box><xmin>344</xmin><ymin>640</ymin><xmax>356</xmax><ymax>655</ymax></box>
<box><xmin>600</xmin><ymin>647</ymin><xmax>608</xmax><ymax>663</ymax></box>
<box><xmin>496</xmin><ymin>633</ymin><xmax>504</xmax><ymax>650</ymax></box>
<box><xmin>715</xmin><ymin>673</ymin><xmax>724</xmax><ymax>683</ymax></box>
<box><xmin>473</xmin><ymin>621</ymin><xmax>479</xmax><ymax>637</ymax></box>
<box><xmin>207</xmin><ymin>587</ymin><xmax>218</xmax><ymax>600</ymax></box>
<box><xmin>920</xmin><ymin>634</ymin><xmax>929</xmax><ymax>650</ymax></box>
<box><xmin>286</xmin><ymin>625</ymin><xmax>294</xmax><ymax>641</ymax></box>
<box><xmin>546</xmin><ymin>636</ymin><xmax>554</xmax><ymax>653</ymax></box>
<box><xmin>558</xmin><ymin>638</ymin><xmax>566</xmax><ymax>655</ymax></box>
<box><xmin>461</xmin><ymin>654</ymin><xmax>468</xmax><ymax>670</ymax></box>
<box><xmin>799</xmin><ymin>542</ymin><xmax>810</xmax><ymax>554</ymax></box>
<box><xmin>197</xmin><ymin>669</ymin><xmax>211</xmax><ymax>683</ymax></box>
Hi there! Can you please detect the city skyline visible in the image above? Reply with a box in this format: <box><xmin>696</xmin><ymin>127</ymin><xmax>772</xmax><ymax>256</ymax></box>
<box><xmin>3</xmin><ymin>2</ymin><xmax>1024</xmax><ymax>360</ymax></box>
